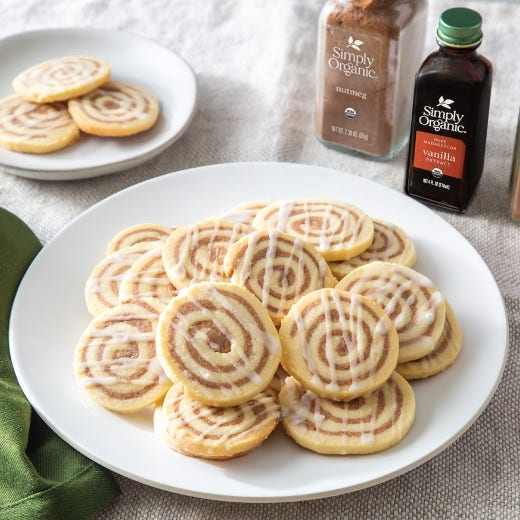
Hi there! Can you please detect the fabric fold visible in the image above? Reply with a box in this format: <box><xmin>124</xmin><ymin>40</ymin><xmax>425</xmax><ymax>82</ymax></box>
<box><xmin>0</xmin><ymin>208</ymin><xmax>120</xmax><ymax>520</ymax></box>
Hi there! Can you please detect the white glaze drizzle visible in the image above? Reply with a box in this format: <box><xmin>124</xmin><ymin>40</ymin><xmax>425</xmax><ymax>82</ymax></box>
<box><xmin>320</xmin><ymin>291</ymin><xmax>338</xmax><ymax>392</ymax></box>
<box><xmin>261</xmin><ymin>229</ymin><xmax>279</xmax><ymax>306</ymax></box>
<box><xmin>275</xmin><ymin>201</ymin><xmax>293</xmax><ymax>232</ymax></box>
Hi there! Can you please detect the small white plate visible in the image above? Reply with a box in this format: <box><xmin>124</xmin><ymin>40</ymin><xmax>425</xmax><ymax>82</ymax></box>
<box><xmin>9</xmin><ymin>162</ymin><xmax>508</xmax><ymax>502</ymax></box>
<box><xmin>0</xmin><ymin>28</ymin><xmax>196</xmax><ymax>180</ymax></box>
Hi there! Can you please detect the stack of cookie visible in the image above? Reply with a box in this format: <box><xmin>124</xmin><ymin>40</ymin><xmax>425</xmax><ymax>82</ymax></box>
<box><xmin>0</xmin><ymin>55</ymin><xmax>159</xmax><ymax>153</ymax></box>
<box><xmin>73</xmin><ymin>198</ymin><xmax>462</xmax><ymax>460</ymax></box>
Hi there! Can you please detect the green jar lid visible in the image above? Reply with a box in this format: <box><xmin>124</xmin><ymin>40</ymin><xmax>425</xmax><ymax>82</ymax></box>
<box><xmin>437</xmin><ymin>7</ymin><xmax>483</xmax><ymax>48</ymax></box>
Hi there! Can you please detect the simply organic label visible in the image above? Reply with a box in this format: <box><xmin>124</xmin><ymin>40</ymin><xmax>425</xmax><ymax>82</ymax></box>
<box><xmin>417</xmin><ymin>96</ymin><xmax>467</xmax><ymax>134</ymax></box>
<box><xmin>413</xmin><ymin>96</ymin><xmax>468</xmax><ymax>180</ymax></box>
<box><xmin>327</xmin><ymin>34</ymin><xmax>379</xmax><ymax>79</ymax></box>
<box><xmin>319</xmin><ymin>28</ymin><xmax>385</xmax><ymax>153</ymax></box>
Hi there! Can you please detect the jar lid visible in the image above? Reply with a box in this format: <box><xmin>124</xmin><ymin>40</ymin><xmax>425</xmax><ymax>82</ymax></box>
<box><xmin>437</xmin><ymin>7</ymin><xmax>483</xmax><ymax>48</ymax></box>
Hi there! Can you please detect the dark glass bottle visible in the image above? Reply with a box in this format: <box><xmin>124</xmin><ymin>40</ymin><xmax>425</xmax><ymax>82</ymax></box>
<box><xmin>404</xmin><ymin>7</ymin><xmax>492</xmax><ymax>212</ymax></box>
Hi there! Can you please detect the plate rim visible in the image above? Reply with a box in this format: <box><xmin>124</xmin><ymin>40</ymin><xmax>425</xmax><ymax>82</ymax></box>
<box><xmin>8</xmin><ymin>161</ymin><xmax>509</xmax><ymax>502</ymax></box>
<box><xmin>0</xmin><ymin>26</ymin><xmax>197</xmax><ymax>180</ymax></box>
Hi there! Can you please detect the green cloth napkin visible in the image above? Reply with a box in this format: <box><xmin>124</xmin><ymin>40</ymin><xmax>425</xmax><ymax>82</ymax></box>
<box><xmin>0</xmin><ymin>208</ymin><xmax>120</xmax><ymax>520</ymax></box>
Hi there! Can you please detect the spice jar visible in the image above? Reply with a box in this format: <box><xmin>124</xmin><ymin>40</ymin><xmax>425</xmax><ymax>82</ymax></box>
<box><xmin>509</xmin><ymin>110</ymin><xmax>520</xmax><ymax>222</ymax></box>
<box><xmin>404</xmin><ymin>7</ymin><xmax>493</xmax><ymax>212</ymax></box>
<box><xmin>315</xmin><ymin>0</ymin><xmax>428</xmax><ymax>160</ymax></box>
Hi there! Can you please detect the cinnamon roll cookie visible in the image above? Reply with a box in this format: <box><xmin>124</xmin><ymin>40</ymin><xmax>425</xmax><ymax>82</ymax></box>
<box><xmin>0</xmin><ymin>95</ymin><xmax>79</xmax><ymax>153</ymax></box>
<box><xmin>85</xmin><ymin>242</ymin><xmax>154</xmax><ymax>317</ymax></box>
<box><xmin>68</xmin><ymin>81</ymin><xmax>159</xmax><ymax>136</ymax></box>
<box><xmin>397</xmin><ymin>301</ymin><xmax>462</xmax><ymax>380</ymax></box>
<box><xmin>154</xmin><ymin>382</ymin><xmax>280</xmax><ymax>460</ymax></box>
<box><xmin>162</xmin><ymin>219</ymin><xmax>254</xmax><ymax>289</ymax></box>
<box><xmin>106</xmin><ymin>223</ymin><xmax>173</xmax><ymax>254</ymax></box>
<box><xmin>13</xmin><ymin>55</ymin><xmax>110</xmax><ymax>103</ymax></box>
<box><xmin>119</xmin><ymin>246</ymin><xmax>178</xmax><ymax>304</ymax></box>
<box><xmin>74</xmin><ymin>298</ymin><xmax>171</xmax><ymax>413</ymax></box>
<box><xmin>224</xmin><ymin>229</ymin><xmax>337</xmax><ymax>325</ymax></box>
<box><xmin>156</xmin><ymin>281</ymin><xmax>282</xmax><ymax>407</ymax></box>
<box><xmin>252</xmin><ymin>199</ymin><xmax>374</xmax><ymax>261</ymax></box>
<box><xmin>279</xmin><ymin>373</ymin><xmax>415</xmax><ymax>455</ymax></box>
<box><xmin>279</xmin><ymin>288</ymin><xmax>399</xmax><ymax>401</ymax></box>
<box><xmin>336</xmin><ymin>262</ymin><xmax>446</xmax><ymax>363</ymax></box>
<box><xmin>329</xmin><ymin>218</ymin><xmax>416</xmax><ymax>280</ymax></box>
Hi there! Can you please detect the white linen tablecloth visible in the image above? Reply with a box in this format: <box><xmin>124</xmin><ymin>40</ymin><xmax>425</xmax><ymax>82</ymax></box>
<box><xmin>1</xmin><ymin>0</ymin><xmax>518</xmax><ymax>518</ymax></box>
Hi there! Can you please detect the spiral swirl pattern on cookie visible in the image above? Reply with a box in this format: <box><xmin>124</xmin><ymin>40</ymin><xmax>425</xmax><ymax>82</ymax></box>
<box><xmin>155</xmin><ymin>382</ymin><xmax>280</xmax><ymax>459</ymax></box>
<box><xmin>74</xmin><ymin>299</ymin><xmax>171</xmax><ymax>413</ymax></box>
<box><xmin>119</xmin><ymin>246</ymin><xmax>178</xmax><ymax>303</ymax></box>
<box><xmin>68</xmin><ymin>81</ymin><xmax>159</xmax><ymax>136</ymax></box>
<box><xmin>85</xmin><ymin>242</ymin><xmax>154</xmax><ymax>316</ymax></box>
<box><xmin>156</xmin><ymin>281</ymin><xmax>282</xmax><ymax>407</ymax></box>
<box><xmin>397</xmin><ymin>301</ymin><xmax>462</xmax><ymax>380</ymax></box>
<box><xmin>107</xmin><ymin>223</ymin><xmax>173</xmax><ymax>254</ymax></box>
<box><xmin>329</xmin><ymin>218</ymin><xmax>416</xmax><ymax>279</ymax></box>
<box><xmin>279</xmin><ymin>373</ymin><xmax>415</xmax><ymax>454</ymax></box>
<box><xmin>252</xmin><ymin>199</ymin><xmax>374</xmax><ymax>261</ymax></box>
<box><xmin>13</xmin><ymin>56</ymin><xmax>110</xmax><ymax>102</ymax></box>
<box><xmin>336</xmin><ymin>261</ymin><xmax>446</xmax><ymax>363</ymax></box>
<box><xmin>162</xmin><ymin>219</ymin><xmax>254</xmax><ymax>289</ymax></box>
<box><xmin>224</xmin><ymin>229</ymin><xmax>337</xmax><ymax>325</ymax></box>
<box><xmin>279</xmin><ymin>288</ymin><xmax>399</xmax><ymax>400</ymax></box>
<box><xmin>0</xmin><ymin>95</ymin><xmax>79</xmax><ymax>153</ymax></box>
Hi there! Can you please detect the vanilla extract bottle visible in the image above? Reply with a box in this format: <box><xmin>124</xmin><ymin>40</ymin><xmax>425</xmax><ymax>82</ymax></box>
<box><xmin>404</xmin><ymin>7</ymin><xmax>492</xmax><ymax>212</ymax></box>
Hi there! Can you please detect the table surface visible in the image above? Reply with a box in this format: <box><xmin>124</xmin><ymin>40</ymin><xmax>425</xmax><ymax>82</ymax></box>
<box><xmin>1</xmin><ymin>0</ymin><xmax>518</xmax><ymax>518</ymax></box>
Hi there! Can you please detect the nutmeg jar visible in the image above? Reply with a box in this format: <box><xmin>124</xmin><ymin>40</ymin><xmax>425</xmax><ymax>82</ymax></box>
<box><xmin>315</xmin><ymin>0</ymin><xmax>428</xmax><ymax>160</ymax></box>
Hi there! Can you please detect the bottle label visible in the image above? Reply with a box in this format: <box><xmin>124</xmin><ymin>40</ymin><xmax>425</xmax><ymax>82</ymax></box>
<box><xmin>413</xmin><ymin>131</ymin><xmax>466</xmax><ymax>179</ymax></box>
<box><xmin>326</xmin><ymin>34</ymin><xmax>380</xmax><ymax>82</ymax></box>
<box><xmin>318</xmin><ymin>28</ymin><xmax>385</xmax><ymax>154</ymax></box>
<box><xmin>408</xmin><ymin>94</ymin><xmax>470</xmax><ymax>207</ymax></box>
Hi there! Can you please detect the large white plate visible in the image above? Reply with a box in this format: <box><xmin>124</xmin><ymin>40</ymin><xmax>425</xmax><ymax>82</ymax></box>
<box><xmin>10</xmin><ymin>162</ymin><xmax>508</xmax><ymax>502</ymax></box>
<box><xmin>0</xmin><ymin>28</ymin><xmax>196</xmax><ymax>181</ymax></box>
